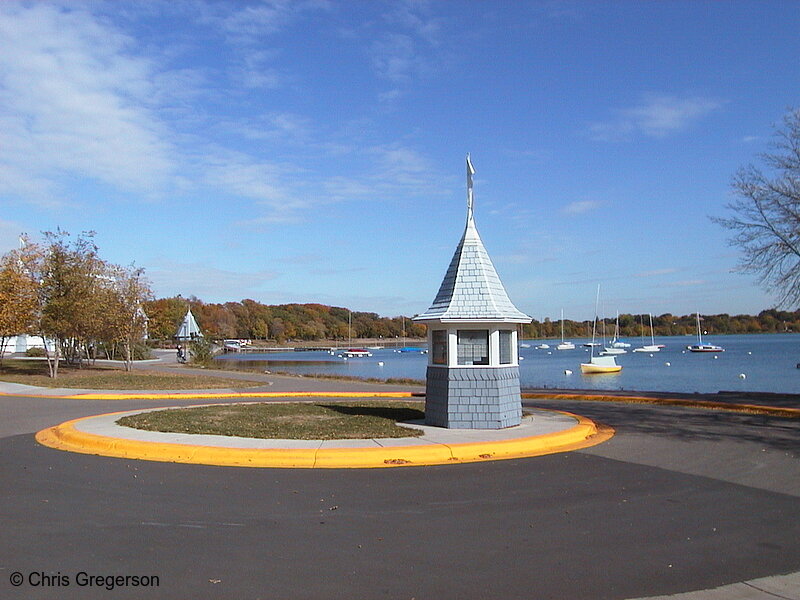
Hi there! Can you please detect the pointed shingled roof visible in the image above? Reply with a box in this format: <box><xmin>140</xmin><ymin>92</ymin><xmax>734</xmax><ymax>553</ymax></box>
<box><xmin>175</xmin><ymin>309</ymin><xmax>203</xmax><ymax>340</ymax></box>
<box><xmin>414</xmin><ymin>156</ymin><xmax>531</xmax><ymax>324</ymax></box>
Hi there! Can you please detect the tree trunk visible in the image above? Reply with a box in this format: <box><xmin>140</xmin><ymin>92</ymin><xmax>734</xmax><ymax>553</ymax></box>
<box><xmin>44</xmin><ymin>339</ymin><xmax>60</xmax><ymax>378</ymax></box>
<box><xmin>123</xmin><ymin>338</ymin><xmax>132</xmax><ymax>372</ymax></box>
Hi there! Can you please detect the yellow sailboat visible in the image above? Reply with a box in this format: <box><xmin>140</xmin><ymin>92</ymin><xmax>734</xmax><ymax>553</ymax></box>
<box><xmin>580</xmin><ymin>285</ymin><xmax>622</xmax><ymax>374</ymax></box>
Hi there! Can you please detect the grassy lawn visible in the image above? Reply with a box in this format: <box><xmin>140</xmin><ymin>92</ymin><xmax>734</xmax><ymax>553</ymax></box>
<box><xmin>0</xmin><ymin>359</ymin><xmax>259</xmax><ymax>390</ymax></box>
<box><xmin>117</xmin><ymin>401</ymin><xmax>425</xmax><ymax>439</ymax></box>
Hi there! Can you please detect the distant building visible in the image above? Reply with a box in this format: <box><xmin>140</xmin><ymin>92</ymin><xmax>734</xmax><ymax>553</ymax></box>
<box><xmin>1</xmin><ymin>335</ymin><xmax>55</xmax><ymax>355</ymax></box>
<box><xmin>175</xmin><ymin>309</ymin><xmax>203</xmax><ymax>341</ymax></box>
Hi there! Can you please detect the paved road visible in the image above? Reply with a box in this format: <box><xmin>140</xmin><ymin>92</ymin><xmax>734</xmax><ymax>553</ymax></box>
<box><xmin>1</xmin><ymin>390</ymin><xmax>798</xmax><ymax>599</ymax></box>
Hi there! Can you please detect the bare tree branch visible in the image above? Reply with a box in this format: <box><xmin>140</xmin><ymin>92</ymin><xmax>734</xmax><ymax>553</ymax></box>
<box><xmin>712</xmin><ymin>108</ymin><xmax>800</xmax><ymax>307</ymax></box>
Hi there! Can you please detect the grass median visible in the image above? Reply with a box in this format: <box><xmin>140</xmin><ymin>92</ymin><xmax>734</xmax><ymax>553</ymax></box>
<box><xmin>117</xmin><ymin>401</ymin><xmax>426</xmax><ymax>440</ymax></box>
<box><xmin>0</xmin><ymin>359</ymin><xmax>259</xmax><ymax>390</ymax></box>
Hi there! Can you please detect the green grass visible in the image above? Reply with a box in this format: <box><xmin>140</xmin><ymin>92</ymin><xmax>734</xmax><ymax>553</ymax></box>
<box><xmin>117</xmin><ymin>401</ymin><xmax>426</xmax><ymax>439</ymax></box>
<box><xmin>0</xmin><ymin>359</ymin><xmax>258</xmax><ymax>390</ymax></box>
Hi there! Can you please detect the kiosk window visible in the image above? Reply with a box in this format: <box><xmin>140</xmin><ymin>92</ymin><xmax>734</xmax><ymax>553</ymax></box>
<box><xmin>457</xmin><ymin>330</ymin><xmax>489</xmax><ymax>365</ymax></box>
<box><xmin>499</xmin><ymin>330</ymin><xmax>513</xmax><ymax>364</ymax></box>
<box><xmin>432</xmin><ymin>330</ymin><xmax>447</xmax><ymax>365</ymax></box>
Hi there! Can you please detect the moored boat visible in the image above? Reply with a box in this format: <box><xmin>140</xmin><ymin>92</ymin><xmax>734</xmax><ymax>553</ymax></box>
<box><xmin>580</xmin><ymin>355</ymin><xmax>622</xmax><ymax>374</ymax></box>
<box><xmin>340</xmin><ymin>348</ymin><xmax>373</xmax><ymax>357</ymax></box>
<box><xmin>556</xmin><ymin>309</ymin><xmax>575</xmax><ymax>350</ymax></box>
<box><xmin>633</xmin><ymin>313</ymin><xmax>661</xmax><ymax>353</ymax></box>
<box><xmin>687</xmin><ymin>312</ymin><xmax>724</xmax><ymax>353</ymax></box>
<box><xmin>581</xmin><ymin>285</ymin><xmax>622</xmax><ymax>374</ymax></box>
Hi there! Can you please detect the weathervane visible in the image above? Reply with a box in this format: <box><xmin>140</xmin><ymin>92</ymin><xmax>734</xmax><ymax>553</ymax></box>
<box><xmin>466</xmin><ymin>153</ymin><xmax>475</xmax><ymax>223</ymax></box>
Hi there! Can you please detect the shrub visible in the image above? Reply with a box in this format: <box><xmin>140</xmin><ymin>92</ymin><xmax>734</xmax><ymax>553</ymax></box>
<box><xmin>131</xmin><ymin>342</ymin><xmax>153</xmax><ymax>361</ymax></box>
<box><xmin>25</xmin><ymin>347</ymin><xmax>47</xmax><ymax>357</ymax></box>
<box><xmin>189</xmin><ymin>338</ymin><xmax>215</xmax><ymax>367</ymax></box>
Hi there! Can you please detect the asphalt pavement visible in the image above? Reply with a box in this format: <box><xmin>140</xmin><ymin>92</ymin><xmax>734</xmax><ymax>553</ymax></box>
<box><xmin>1</xmin><ymin>361</ymin><xmax>798</xmax><ymax>599</ymax></box>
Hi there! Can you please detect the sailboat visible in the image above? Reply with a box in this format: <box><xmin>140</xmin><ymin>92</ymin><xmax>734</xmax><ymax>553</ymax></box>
<box><xmin>610</xmin><ymin>312</ymin><xmax>631</xmax><ymax>348</ymax></box>
<box><xmin>583</xmin><ymin>321</ymin><xmax>600</xmax><ymax>347</ymax></box>
<box><xmin>633</xmin><ymin>313</ymin><xmax>660</xmax><ymax>352</ymax></box>
<box><xmin>687</xmin><ymin>312</ymin><xmax>724</xmax><ymax>352</ymax></box>
<box><xmin>339</xmin><ymin>309</ymin><xmax>372</xmax><ymax>357</ymax></box>
<box><xmin>602</xmin><ymin>312</ymin><xmax>627</xmax><ymax>355</ymax></box>
<box><xmin>398</xmin><ymin>316</ymin><xmax>424</xmax><ymax>352</ymax></box>
<box><xmin>581</xmin><ymin>286</ymin><xmax>622</xmax><ymax>374</ymax></box>
<box><xmin>556</xmin><ymin>309</ymin><xmax>576</xmax><ymax>350</ymax></box>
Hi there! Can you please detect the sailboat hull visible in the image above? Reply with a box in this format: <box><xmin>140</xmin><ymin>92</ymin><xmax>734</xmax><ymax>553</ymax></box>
<box><xmin>580</xmin><ymin>362</ymin><xmax>622</xmax><ymax>374</ymax></box>
<box><xmin>687</xmin><ymin>345</ymin><xmax>724</xmax><ymax>352</ymax></box>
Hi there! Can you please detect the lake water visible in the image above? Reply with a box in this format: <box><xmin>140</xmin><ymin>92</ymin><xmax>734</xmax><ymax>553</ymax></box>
<box><xmin>213</xmin><ymin>333</ymin><xmax>800</xmax><ymax>395</ymax></box>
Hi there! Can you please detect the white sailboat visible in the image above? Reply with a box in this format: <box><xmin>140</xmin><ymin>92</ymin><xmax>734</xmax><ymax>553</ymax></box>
<box><xmin>687</xmin><ymin>312</ymin><xmax>724</xmax><ymax>352</ymax></box>
<box><xmin>581</xmin><ymin>286</ymin><xmax>622</xmax><ymax>374</ymax></box>
<box><xmin>338</xmin><ymin>309</ymin><xmax>372</xmax><ymax>358</ymax></box>
<box><xmin>602</xmin><ymin>312</ymin><xmax>627</xmax><ymax>355</ymax></box>
<box><xmin>556</xmin><ymin>309</ymin><xmax>575</xmax><ymax>350</ymax></box>
<box><xmin>610</xmin><ymin>311</ymin><xmax>631</xmax><ymax>348</ymax></box>
<box><xmin>633</xmin><ymin>313</ymin><xmax>660</xmax><ymax>353</ymax></box>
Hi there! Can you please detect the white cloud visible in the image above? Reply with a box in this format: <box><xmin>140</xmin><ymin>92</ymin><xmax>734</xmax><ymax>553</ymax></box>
<box><xmin>663</xmin><ymin>279</ymin><xmax>706</xmax><ymax>288</ymax></box>
<box><xmin>147</xmin><ymin>260</ymin><xmax>278</xmax><ymax>299</ymax></box>
<box><xmin>378</xmin><ymin>88</ymin><xmax>403</xmax><ymax>103</ymax></box>
<box><xmin>562</xmin><ymin>200</ymin><xmax>601</xmax><ymax>215</ymax></box>
<box><xmin>0</xmin><ymin>3</ymin><xmax>176</xmax><ymax>203</ymax></box>
<box><xmin>370</xmin><ymin>2</ymin><xmax>444</xmax><ymax>85</ymax></box>
<box><xmin>0</xmin><ymin>3</ymin><xmax>445</xmax><ymax>228</ymax></box>
<box><xmin>589</xmin><ymin>94</ymin><xmax>723</xmax><ymax>141</ymax></box>
<box><xmin>204</xmin><ymin>0</ymin><xmax>327</xmax><ymax>41</ymax></box>
<box><xmin>371</xmin><ymin>33</ymin><xmax>418</xmax><ymax>82</ymax></box>
<box><xmin>200</xmin><ymin>151</ymin><xmax>319</xmax><ymax>224</ymax></box>
<box><xmin>635</xmin><ymin>268</ymin><xmax>679</xmax><ymax>278</ymax></box>
<box><xmin>384</xmin><ymin>1</ymin><xmax>442</xmax><ymax>44</ymax></box>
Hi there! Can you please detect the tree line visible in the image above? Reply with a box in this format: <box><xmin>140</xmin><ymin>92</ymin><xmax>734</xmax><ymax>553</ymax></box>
<box><xmin>143</xmin><ymin>295</ymin><xmax>800</xmax><ymax>344</ymax></box>
<box><xmin>145</xmin><ymin>297</ymin><xmax>427</xmax><ymax>343</ymax></box>
<box><xmin>0</xmin><ymin>231</ymin><xmax>151</xmax><ymax>377</ymax></box>
<box><xmin>521</xmin><ymin>309</ymin><xmax>800</xmax><ymax>340</ymax></box>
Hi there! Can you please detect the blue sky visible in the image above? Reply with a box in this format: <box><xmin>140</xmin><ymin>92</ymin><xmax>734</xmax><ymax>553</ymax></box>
<box><xmin>1</xmin><ymin>1</ymin><xmax>798</xmax><ymax>321</ymax></box>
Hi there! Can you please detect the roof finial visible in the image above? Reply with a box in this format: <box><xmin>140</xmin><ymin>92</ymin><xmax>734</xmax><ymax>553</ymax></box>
<box><xmin>466</xmin><ymin>153</ymin><xmax>475</xmax><ymax>223</ymax></box>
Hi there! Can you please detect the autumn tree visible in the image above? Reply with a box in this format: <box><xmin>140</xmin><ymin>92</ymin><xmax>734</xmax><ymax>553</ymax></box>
<box><xmin>713</xmin><ymin>108</ymin><xmax>800</xmax><ymax>307</ymax></box>
<box><xmin>0</xmin><ymin>240</ymin><xmax>40</xmax><ymax>363</ymax></box>
<box><xmin>143</xmin><ymin>297</ymin><xmax>187</xmax><ymax>340</ymax></box>
<box><xmin>37</xmin><ymin>230</ymin><xmax>107</xmax><ymax>377</ymax></box>
<box><xmin>103</xmin><ymin>265</ymin><xmax>153</xmax><ymax>371</ymax></box>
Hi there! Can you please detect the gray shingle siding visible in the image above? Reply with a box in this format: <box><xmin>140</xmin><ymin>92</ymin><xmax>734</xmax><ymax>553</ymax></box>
<box><xmin>415</xmin><ymin>218</ymin><xmax>531</xmax><ymax>323</ymax></box>
<box><xmin>424</xmin><ymin>366</ymin><xmax>523</xmax><ymax>429</ymax></box>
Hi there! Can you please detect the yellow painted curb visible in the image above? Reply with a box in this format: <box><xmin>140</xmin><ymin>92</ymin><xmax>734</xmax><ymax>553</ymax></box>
<box><xmin>0</xmin><ymin>390</ymin><xmax>421</xmax><ymax>400</ymax></box>
<box><xmin>69</xmin><ymin>391</ymin><xmax>422</xmax><ymax>400</ymax></box>
<box><xmin>35</xmin><ymin>409</ymin><xmax>613</xmax><ymax>469</ymax></box>
<box><xmin>522</xmin><ymin>392</ymin><xmax>800</xmax><ymax>418</ymax></box>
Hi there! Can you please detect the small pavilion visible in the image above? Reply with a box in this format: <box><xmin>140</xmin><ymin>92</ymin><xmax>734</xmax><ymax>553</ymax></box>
<box><xmin>175</xmin><ymin>309</ymin><xmax>203</xmax><ymax>342</ymax></box>
<box><xmin>413</xmin><ymin>155</ymin><xmax>532</xmax><ymax>429</ymax></box>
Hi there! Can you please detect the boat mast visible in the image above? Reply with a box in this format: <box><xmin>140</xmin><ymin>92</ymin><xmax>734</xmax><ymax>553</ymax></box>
<box><xmin>590</xmin><ymin>285</ymin><xmax>600</xmax><ymax>359</ymax></box>
<box><xmin>696</xmin><ymin>312</ymin><xmax>703</xmax><ymax>345</ymax></box>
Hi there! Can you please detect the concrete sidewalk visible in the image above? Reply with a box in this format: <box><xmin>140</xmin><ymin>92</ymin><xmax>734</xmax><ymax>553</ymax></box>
<box><xmin>630</xmin><ymin>571</ymin><xmax>800</xmax><ymax>599</ymax></box>
<box><xmin>36</xmin><ymin>406</ymin><xmax>610</xmax><ymax>468</ymax></box>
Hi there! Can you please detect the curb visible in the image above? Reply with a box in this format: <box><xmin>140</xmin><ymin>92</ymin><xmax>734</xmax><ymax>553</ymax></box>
<box><xmin>0</xmin><ymin>390</ymin><xmax>423</xmax><ymax>400</ymax></box>
<box><xmin>69</xmin><ymin>391</ymin><xmax>424</xmax><ymax>400</ymax></box>
<box><xmin>34</xmin><ymin>409</ymin><xmax>613</xmax><ymax>469</ymax></box>
<box><xmin>522</xmin><ymin>392</ymin><xmax>800</xmax><ymax>418</ymax></box>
